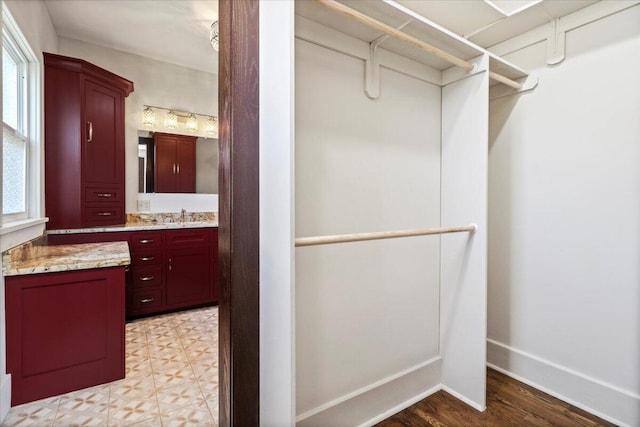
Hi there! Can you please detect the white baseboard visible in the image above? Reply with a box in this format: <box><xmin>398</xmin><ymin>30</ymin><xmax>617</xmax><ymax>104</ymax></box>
<box><xmin>0</xmin><ymin>373</ymin><xmax>11</xmax><ymax>422</ymax></box>
<box><xmin>297</xmin><ymin>357</ymin><xmax>442</xmax><ymax>427</ymax></box>
<box><xmin>487</xmin><ymin>339</ymin><xmax>640</xmax><ymax>427</ymax></box>
<box><xmin>441</xmin><ymin>385</ymin><xmax>486</xmax><ymax>412</ymax></box>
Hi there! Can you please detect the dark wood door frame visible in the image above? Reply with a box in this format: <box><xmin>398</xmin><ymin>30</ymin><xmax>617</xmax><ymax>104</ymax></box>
<box><xmin>218</xmin><ymin>0</ymin><xmax>260</xmax><ymax>426</ymax></box>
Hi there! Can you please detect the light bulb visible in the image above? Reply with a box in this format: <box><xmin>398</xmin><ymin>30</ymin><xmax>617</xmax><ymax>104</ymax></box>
<box><xmin>210</xmin><ymin>21</ymin><xmax>219</xmax><ymax>51</ymax></box>
<box><xmin>186</xmin><ymin>113</ymin><xmax>198</xmax><ymax>132</ymax></box>
<box><xmin>165</xmin><ymin>110</ymin><xmax>178</xmax><ymax>129</ymax></box>
<box><xmin>206</xmin><ymin>116</ymin><xmax>218</xmax><ymax>135</ymax></box>
<box><xmin>142</xmin><ymin>106</ymin><xmax>155</xmax><ymax>127</ymax></box>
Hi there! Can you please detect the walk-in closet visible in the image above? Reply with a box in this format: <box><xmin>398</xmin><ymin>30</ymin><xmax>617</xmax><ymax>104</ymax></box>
<box><xmin>293</xmin><ymin>1</ymin><xmax>530</xmax><ymax>425</ymax></box>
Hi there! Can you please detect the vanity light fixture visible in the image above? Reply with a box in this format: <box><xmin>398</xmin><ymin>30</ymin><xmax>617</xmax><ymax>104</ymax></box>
<box><xmin>142</xmin><ymin>105</ymin><xmax>216</xmax><ymax>136</ymax></box>
<box><xmin>186</xmin><ymin>113</ymin><xmax>199</xmax><ymax>132</ymax></box>
<box><xmin>165</xmin><ymin>110</ymin><xmax>178</xmax><ymax>129</ymax></box>
<box><xmin>142</xmin><ymin>106</ymin><xmax>156</xmax><ymax>127</ymax></box>
<box><xmin>206</xmin><ymin>116</ymin><xmax>218</xmax><ymax>135</ymax></box>
<box><xmin>210</xmin><ymin>21</ymin><xmax>219</xmax><ymax>51</ymax></box>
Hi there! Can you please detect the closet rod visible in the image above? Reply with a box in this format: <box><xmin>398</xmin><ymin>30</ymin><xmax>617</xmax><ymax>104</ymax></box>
<box><xmin>295</xmin><ymin>224</ymin><xmax>477</xmax><ymax>247</ymax></box>
<box><xmin>315</xmin><ymin>0</ymin><xmax>523</xmax><ymax>90</ymax></box>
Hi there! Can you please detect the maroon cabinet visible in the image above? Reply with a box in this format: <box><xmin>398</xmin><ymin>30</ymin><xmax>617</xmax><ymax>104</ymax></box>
<box><xmin>129</xmin><ymin>228</ymin><xmax>218</xmax><ymax>317</ymax></box>
<box><xmin>5</xmin><ymin>267</ymin><xmax>126</xmax><ymax>405</ymax></box>
<box><xmin>154</xmin><ymin>133</ymin><xmax>197</xmax><ymax>193</ymax></box>
<box><xmin>128</xmin><ymin>231</ymin><xmax>165</xmax><ymax>317</ymax></box>
<box><xmin>44</xmin><ymin>53</ymin><xmax>133</xmax><ymax>229</ymax></box>
<box><xmin>48</xmin><ymin>227</ymin><xmax>219</xmax><ymax>318</ymax></box>
<box><xmin>165</xmin><ymin>228</ymin><xmax>215</xmax><ymax>307</ymax></box>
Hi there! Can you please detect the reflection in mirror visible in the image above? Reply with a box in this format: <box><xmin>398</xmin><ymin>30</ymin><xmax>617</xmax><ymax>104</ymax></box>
<box><xmin>138</xmin><ymin>131</ymin><xmax>218</xmax><ymax>194</ymax></box>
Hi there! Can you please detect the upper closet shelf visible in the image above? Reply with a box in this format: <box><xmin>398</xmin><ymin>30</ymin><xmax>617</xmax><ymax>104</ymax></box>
<box><xmin>296</xmin><ymin>0</ymin><xmax>530</xmax><ymax>89</ymax></box>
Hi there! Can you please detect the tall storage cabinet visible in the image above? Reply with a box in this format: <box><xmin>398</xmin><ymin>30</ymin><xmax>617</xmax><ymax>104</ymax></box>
<box><xmin>44</xmin><ymin>53</ymin><xmax>134</xmax><ymax>229</ymax></box>
<box><xmin>153</xmin><ymin>132</ymin><xmax>197</xmax><ymax>193</ymax></box>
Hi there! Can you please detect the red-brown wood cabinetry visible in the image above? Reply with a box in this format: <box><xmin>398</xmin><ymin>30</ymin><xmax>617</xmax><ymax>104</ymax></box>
<box><xmin>47</xmin><ymin>227</ymin><xmax>219</xmax><ymax>318</ymax></box>
<box><xmin>5</xmin><ymin>267</ymin><xmax>126</xmax><ymax>405</ymax></box>
<box><xmin>165</xmin><ymin>228</ymin><xmax>215</xmax><ymax>308</ymax></box>
<box><xmin>153</xmin><ymin>133</ymin><xmax>197</xmax><ymax>193</ymax></box>
<box><xmin>44</xmin><ymin>53</ymin><xmax>133</xmax><ymax>229</ymax></box>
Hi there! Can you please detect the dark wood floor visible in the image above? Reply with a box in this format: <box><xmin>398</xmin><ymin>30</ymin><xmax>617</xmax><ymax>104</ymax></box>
<box><xmin>376</xmin><ymin>369</ymin><xmax>616</xmax><ymax>427</ymax></box>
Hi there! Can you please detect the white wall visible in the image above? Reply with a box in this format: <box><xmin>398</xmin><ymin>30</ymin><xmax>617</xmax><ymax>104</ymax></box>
<box><xmin>4</xmin><ymin>0</ymin><xmax>57</xmax><ymax>57</ymax></box>
<box><xmin>259</xmin><ymin>2</ymin><xmax>296</xmax><ymax>425</ymax></box>
<box><xmin>488</xmin><ymin>6</ymin><xmax>640</xmax><ymax>426</ymax></box>
<box><xmin>57</xmin><ymin>37</ymin><xmax>218</xmax><ymax>214</ymax></box>
<box><xmin>295</xmin><ymin>35</ymin><xmax>443</xmax><ymax>425</ymax></box>
<box><xmin>0</xmin><ymin>0</ymin><xmax>58</xmax><ymax>420</ymax></box>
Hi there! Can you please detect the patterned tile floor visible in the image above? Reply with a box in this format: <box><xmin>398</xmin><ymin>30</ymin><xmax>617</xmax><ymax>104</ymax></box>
<box><xmin>2</xmin><ymin>306</ymin><xmax>219</xmax><ymax>427</ymax></box>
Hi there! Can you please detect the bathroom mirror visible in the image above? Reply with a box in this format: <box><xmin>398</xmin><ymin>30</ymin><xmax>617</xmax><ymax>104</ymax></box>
<box><xmin>138</xmin><ymin>132</ymin><xmax>219</xmax><ymax>194</ymax></box>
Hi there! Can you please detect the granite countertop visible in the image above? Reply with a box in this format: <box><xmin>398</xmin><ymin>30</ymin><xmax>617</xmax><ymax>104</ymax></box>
<box><xmin>3</xmin><ymin>239</ymin><xmax>131</xmax><ymax>277</ymax></box>
<box><xmin>46</xmin><ymin>212</ymin><xmax>218</xmax><ymax>235</ymax></box>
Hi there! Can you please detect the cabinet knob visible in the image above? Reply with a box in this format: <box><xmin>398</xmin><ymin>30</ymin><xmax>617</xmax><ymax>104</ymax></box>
<box><xmin>139</xmin><ymin>276</ymin><xmax>155</xmax><ymax>281</ymax></box>
<box><xmin>139</xmin><ymin>256</ymin><xmax>154</xmax><ymax>261</ymax></box>
<box><xmin>139</xmin><ymin>239</ymin><xmax>154</xmax><ymax>244</ymax></box>
<box><xmin>97</xmin><ymin>212</ymin><xmax>112</xmax><ymax>216</ymax></box>
<box><xmin>140</xmin><ymin>298</ymin><xmax>154</xmax><ymax>303</ymax></box>
<box><xmin>97</xmin><ymin>193</ymin><xmax>113</xmax><ymax>198</ymax></box>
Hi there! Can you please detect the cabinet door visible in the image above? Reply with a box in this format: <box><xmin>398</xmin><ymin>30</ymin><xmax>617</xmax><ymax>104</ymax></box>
<box><xmin>165</xmin><ymin>246</ymin><xmax>212</xmax><ymax>306</ymax></box>
<box><xmin>83</xmin><ymin>80</ymin><xmax>123</xmax><ymax>186</ymax></box>
<box><xmin>154</xmin><ymin>136</ymin><xmax>176</xmax><ymax>193</ymax></box>
<box><xmin>175</xmin><ymin>138</ymin><xmax>196</xmax><ymax>193</ymax></box>
<box><xmin>6</xmin><ymin>268</ymin><xmax>125</xmax><ymax>405</ymax></box>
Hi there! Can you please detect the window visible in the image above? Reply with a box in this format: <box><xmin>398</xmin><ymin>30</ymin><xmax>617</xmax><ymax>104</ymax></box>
<box><xmin>1</xmin><ymin>7</ymin><xmax>38</xmax><ymax>225</ymax></box>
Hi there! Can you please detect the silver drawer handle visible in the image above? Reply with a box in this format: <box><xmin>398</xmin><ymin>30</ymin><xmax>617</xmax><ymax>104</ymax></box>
<box><xmin>139</xmin><ymin>239</ymin><xmax>154</xmax><ymax>244</ymax></box>
<box><xmin>97</xmin><ymin>212</ymin><xmax>112</xmax><ymax>216</ymax></box>
<box><xmin>140</xmin><ymin>298</ymin><xmax>154</xmax><ymax>303</ymax></box>
<box><xmin>140</xmin><ymin>276</ymin><xmax>155</xmax><ymax>281</ymax></box>
<box><xmin>87</xmin><ymin>121</ymin><xmax>93</xmax><ymax>142</ymax></box>
<box><xmin>139</xmin><ymin>256</ymin><xmax>155</xmax><ymax>261</ymax></box>
<box><xmin>97</xmin><ymin>193</ymin><xmax>113</xmax><ymax>198</ymax></box>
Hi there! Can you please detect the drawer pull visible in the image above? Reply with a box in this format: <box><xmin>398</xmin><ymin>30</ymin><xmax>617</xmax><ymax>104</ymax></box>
<box><xmin>97</xmin><ymin>212</ymin><xmax>112</xmax><ymax>216</ymax></box>
<box><xmin>139</xmin><ymin>239</ymin><xmax>154</xmax><ymax>244</ymax></box>
<box><xmin>139</xmin><ymin>256</ymin><xmax>155</xmax><ymax>261</ymax></box>
<box><xmin>97</xmin><ymin>193</ymin><xmax>113</xmax><ymax>198</ymax></box>
<box><xmin>140</xmin><ymin>298</ymin><xmax>154</xmax><ymax>303</ymax></box>
<box><xmin>87</xmin><ymin>121</ymin><xmax>93</xmax><ymax>142</ymax></box>
<box><xmin>139</xmin><ymin>276</ymin><xmax>155</xmax><ymax>281</ymax></box>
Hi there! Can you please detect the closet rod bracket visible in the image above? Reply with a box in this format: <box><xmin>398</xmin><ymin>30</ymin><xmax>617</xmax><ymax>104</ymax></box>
<box><xmin>489</xmin><ymin>74</ymin><xmax>539</xmax><ymax>101</ymax></box>
<box><xmin>365</xmin><ymin>19</ymin><xmax>413</xmax><ymax>99</ymax></box>
<box><xmin>546</xmin><ymin>18</ymin><xmax>566</xmax><ymax>65</ymax></box>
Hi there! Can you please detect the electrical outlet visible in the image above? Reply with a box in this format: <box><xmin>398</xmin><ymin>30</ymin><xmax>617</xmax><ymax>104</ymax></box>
<box><xmin>137</xmin><ymin>199</ymin><xmax>151</xmax><ymax>211</ymax></box>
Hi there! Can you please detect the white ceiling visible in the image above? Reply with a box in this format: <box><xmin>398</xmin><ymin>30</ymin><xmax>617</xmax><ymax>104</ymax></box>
<box><xmin>45</xmin><ymin>0</ymin><xmax>218</xmax><ymax>74</ymax></box>
<box><xmin>44</xmin><ymin>0</ymin><xmax>597</xmax><ymax>75</ymax></box>
<box><xmin>394</xmin><ymin>0</ymin><xmax>598</xmax><ymax>47</ymax></box>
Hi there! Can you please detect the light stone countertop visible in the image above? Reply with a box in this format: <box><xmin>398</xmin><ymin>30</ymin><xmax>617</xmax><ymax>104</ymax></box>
<box><xmin>46</xmin><ymin>220</ymin><xmax>218</xmax><ymax>235</ymax></box>
<box><xmin>46</xmin><ymin>212</ymin><xmax>218</xmax><ymax>235</ymax></box>
<box><xmin>3</xmin><ymin>241</ymin><xmax>131</xmax><ymax>277</ymax></box>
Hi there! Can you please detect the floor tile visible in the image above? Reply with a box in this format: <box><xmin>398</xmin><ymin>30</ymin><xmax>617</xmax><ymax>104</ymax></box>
<box><xmin>108</xmin><ymin>392</ymin><xmax>159</xmax><ymax>426</ymax></box>
<box><xmin>156</xmin><ymin>381</ymin><xmax>205</xmax><ymax>415</ymax></box>
<box><xmin>153</xmin><ymin>365</ymin><xmax>196</xmax><ymax>390</ymax></box>
<box><xmin>160</xmin><ymin>404</ymin><xmax>215</xmax><ymax>427</ymax></box>
<box><xmin>110</xmin><ymin>376</ymin><xmax>156</xmax><ymax>400</ymax></box>
<box><xmin>1</xmin><ymin>397</ymin><xmax>59</xmax><ymax>427</ymax></box>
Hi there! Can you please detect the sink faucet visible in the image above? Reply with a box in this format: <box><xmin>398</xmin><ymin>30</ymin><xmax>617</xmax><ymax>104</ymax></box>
<box><xmin>180</xmin><ymin>208</ymin><xmax>187</xmax><ymax>222</ymax></box>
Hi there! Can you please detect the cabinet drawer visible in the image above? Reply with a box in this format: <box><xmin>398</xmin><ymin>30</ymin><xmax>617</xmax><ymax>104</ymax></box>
<box><xmin>165</xmin><ymin>229</ymin><xmax>211</xmax><ymax>247</ymax></box>
<box><xmin>83</xmin><ymin>205</ymin><xmax>125</xmax><ymax>226</ymax></box>
<box><xmin>130</xmin><ymin>250</ymin><xmax>162</xmax><ymax>267</ymax></box>
<box><xmin>84</xmin><ymin>187</ymin><xmax>123</xmax><ymax>203</ymax></box>
<box><xmin>130</xmin><ymin>267</ymin><xmax>162</xmax><ymax>289</ymax></box>
<box><xmin>130</xmin><ymin>232</ymin><xmax>162</xmax><ymax>249</ymax></box>
<box><xmin>129</xmin><ymin>288</ymin><xmax>163</xmax><ymax>313</ymax></box>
